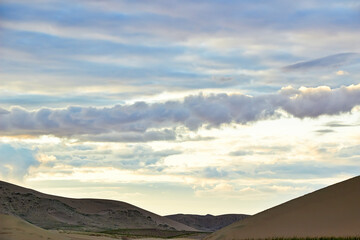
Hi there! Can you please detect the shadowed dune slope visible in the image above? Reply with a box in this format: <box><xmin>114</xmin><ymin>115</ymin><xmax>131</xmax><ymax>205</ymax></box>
<box><xmin>166</xmin><ymin>214</ymin><xmax>249</xmax><ymax>232</ymax></box>
<box><xmin>0</xmin><ymin>181</ymin><xmax>196</xmax><ymax>232</ymax></box>
<box><xmin>0</xmin><ymin>214</ymin><xmax>70</xmax><ymax>240</ymax></box>
<box><xmin>206</xmin><ymin>176</ymin><xmax>360</xmax><ymax>239</ymax></box>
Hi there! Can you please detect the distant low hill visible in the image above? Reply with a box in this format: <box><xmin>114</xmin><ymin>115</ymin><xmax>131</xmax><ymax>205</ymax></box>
<box><xmin>0</xmin><ymin>180</ymin><xmax>196</xmax><ymax>232</ymax></box>
<box><xmin>206</xmin><ymin>176</ymin><xmax>360</xmax><ymax>239</ymax></box>
<box><xmin>166</xmin><ymin>213</ymin><xmax>249</xmax><ymax>232</ymax></box>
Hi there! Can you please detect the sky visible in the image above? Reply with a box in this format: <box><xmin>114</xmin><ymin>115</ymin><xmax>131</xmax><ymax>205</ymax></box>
<box><xmin>0</xmin><ymin>0</ymin><xmax>360</xmax><ymax>215</ymax></box>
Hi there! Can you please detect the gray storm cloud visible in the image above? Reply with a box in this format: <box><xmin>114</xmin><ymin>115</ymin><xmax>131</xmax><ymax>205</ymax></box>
<box><xmin>0</xmin><ymin>84</ymin><xmax>359</xmax><ymax>140</ymax></box>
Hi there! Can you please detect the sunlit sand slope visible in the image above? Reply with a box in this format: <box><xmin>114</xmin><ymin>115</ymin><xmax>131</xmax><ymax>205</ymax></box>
<box><xmin>0</xmin><ymin>214</ymin><xmax>70</xmax><ymax>240</ymax></box>
<box><xmin>206</xmin><ymin>176</ymin><xmax>360</xmax><ymax>239</ymax></box>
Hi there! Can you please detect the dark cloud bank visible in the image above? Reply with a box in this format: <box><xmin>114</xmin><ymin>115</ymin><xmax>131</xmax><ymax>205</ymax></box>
<box><xmin>0</xmin><ymin>84</ymin><xmax>359</xmax><ymax>141</ymax></box>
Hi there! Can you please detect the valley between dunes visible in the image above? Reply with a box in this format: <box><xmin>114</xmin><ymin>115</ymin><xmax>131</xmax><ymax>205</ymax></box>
<box><xmin>1</xmin><ymin>176</ymin><xmax>360</xmax><ymax>240</ymax></box>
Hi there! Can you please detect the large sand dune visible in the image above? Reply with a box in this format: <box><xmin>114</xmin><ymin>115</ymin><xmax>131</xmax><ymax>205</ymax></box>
<box><xmin>0</xmin><ymin>181</ymin><xmax>196</xmax><ymax>232</ymax></box>
<box><xmin>206</xmin><ymin>176</ymin><xmax>360</xmax><ymax>239</ymax></box>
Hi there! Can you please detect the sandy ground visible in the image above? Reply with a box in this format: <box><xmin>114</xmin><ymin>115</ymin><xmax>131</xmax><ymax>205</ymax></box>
<box><xmin>62</xmin><ymin>232</ymin><xmax>207</xmax><ymax>240</ymax></box>
<box><xmin>136</xmin><ymin>238</ymin><xmax>198</xmax><ymax>240</ymax></box>
<box><xmin>63</xmin><ymin>236</ymin><xmax>201</xmax><ymax>240</ymax></box>
<box><xmin>63</xmin><ymin>233</ymin><xmax>119</xmax><ymax>240</ymax></box>
<box><xmin>0</xmin><ymin>214</ymin><xmax>70</xmax><ymax>240</ymax></box>
<box><xmin>206</xmin><ymin>176</ymin><xmax>360</xmax><ymax>239</ymax></box>
<box><xmin>0</xmin><ymin>214</ymin><xmax>202</xmax><ymax>240</ymax></box>
<box><xmin>0</xmin><ymin>214</ymin><xmax>123</xmax><ymax>240</ymax></box>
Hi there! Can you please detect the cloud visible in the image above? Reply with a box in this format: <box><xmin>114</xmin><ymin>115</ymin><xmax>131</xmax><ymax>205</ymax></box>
<box><xmin>115</xmin><ymin>145</ymin><xmax>181</xmax><ymax>170</ymax></box>
<box><xmin>282</xmin><ymin>53</ymin><xmax>360</xmax><ymax>72</ymax></box>
<box><xmin>0</xmin><ymin>91</ymin><xmax>126</xmax><ymax>108</ymax></box>
<box><xmin>279</xmin><ymin>84</ymin><xmax>360</xmax><ymax>118</ymax></box>
<box><xmin>2</xmin><ymin>1</ymin><xmax>360</xmax><ymax>97</ymax></box>
<box><xmin>0</xmin><ymin>144</ymin><xmax>39</xmax><ymax>180</ymax></box>
<box><xmin>0</xmin><ymin>21</ymin><xmax>129</xmax><ymax>44</ymax></box>
<box><xmin>254</xmin><ymin>161</ymin><xmax>360</xmax><ymax>179</ymax></box>
<box><xmin>41</xmin><ymin>143</ymin><xmax>181</xmax><ymax>171</ymax></box>
<box><xmin>190</xmin><ymin>160</ymin><xmax>360</xmax><ymax>182</ymax></box>
<box><xmin>0</xmin><ymin>84</ymin><xmax>360</xmax><ymax>140</ymax></box>
<box><xmin>325</xmin><ymin>121</ymin><xmax>358</xmax><ymax>128</ymax></box>
<box><xmin>229</xmin><ymin>146</ymin><xmax>290</xmax><ymax>156</ymax></box>
<box><xmin>81</xmin><ymin>129</ymin><xmax>176</xmax><ymax>142</ymax></box>
<box><xmin>337</xmin><ymin>145</ymin><xmax>360</xmax><ymax>158</ymax></box>
<box><xmin>314</xmin><ymin>129</ymin><xmax>335</xmax><ymax>134</ymax></box>
<box><xmin>229</xmin><ymin>150</ymin><xmax>253</xmax><ymax>156</ymax></box>
<box><xmin>202</xmin><ymin>167</ymin><xmax>229</xmax><ymax>178</ymax></box>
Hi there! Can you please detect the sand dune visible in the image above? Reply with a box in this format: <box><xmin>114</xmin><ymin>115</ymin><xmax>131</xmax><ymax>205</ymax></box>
<box><xmin>0</xmin><ymin>181</ymin><xmax>196</xmax><ymax>232</ymax></box>
<box><xmin>206</xmin><ymin>176</ymin><xmax>360</xmax><ymax>239</ymax></box>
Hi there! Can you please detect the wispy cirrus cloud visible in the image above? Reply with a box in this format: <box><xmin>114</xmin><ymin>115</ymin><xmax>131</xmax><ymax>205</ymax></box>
<box><xmin>1</xmin><ymin>0</ymin><xmax>360</xmax><ymax>103</ymax></box>
<box><xmin>283</xmin><ymin>52</ymin><xmax>360</xmax><ymax>72</ymax></box>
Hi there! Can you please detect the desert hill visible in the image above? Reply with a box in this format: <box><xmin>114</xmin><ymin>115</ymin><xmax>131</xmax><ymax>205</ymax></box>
<box><xmin>165</xmin><ymin>214</ymin><xmax>249</xmax><ymax>232</ymax></box>
<box><xmin>0</xmin><ymin>180</ymin><xmax>196</xmax><ymax>232</ymax></box>
<box><xmin>206</xmin><ymin>176</ymin><xmax>360</xmax><ymax>239</ymax></box>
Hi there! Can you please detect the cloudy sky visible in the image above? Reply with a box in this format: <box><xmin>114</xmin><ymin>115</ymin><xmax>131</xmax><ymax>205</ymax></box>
<box><xmin>1</xmin><ymin>0</ymin><xmax>360</xmax><ymax>215</ymax></box>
